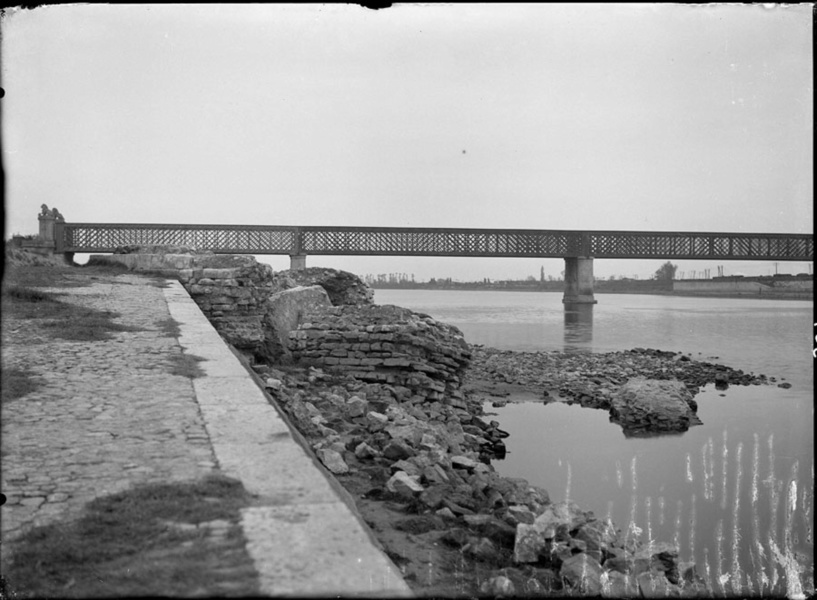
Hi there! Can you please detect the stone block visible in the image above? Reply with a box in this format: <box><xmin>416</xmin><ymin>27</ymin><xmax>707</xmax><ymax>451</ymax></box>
<box><xmin>560</xmin><ymin>553</ymin><xmax>604</xmax><ymax>596</ymax></box>
<box><xmin>513</xmin><ymin>522</ymin><xmax>546</xmax><ymax>563</ymax></box>
<box><xmin>386</xmin><ymin>471</ymin><xmax>423</xmax><ymax>496</ymax></box>
<box><xmin>316</xmin><ymin>448</ymin><xmax>349</xmax><ymax>474</ymax></box>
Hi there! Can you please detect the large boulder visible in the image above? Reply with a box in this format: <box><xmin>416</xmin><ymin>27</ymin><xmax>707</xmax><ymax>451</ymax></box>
<box><xmin>263</xmin><ymin>285</ymin><xmax>332</xmax><ymax>361</ymax></box>
<box><xmin>272</xmin><ymin>267</ymin><xmax>374</xmax><ymax>306</ymax></box>
<box><xmin>609</xmin><ymin>378</ymin><xmax>702</xmax><ymax>437</ymax></box>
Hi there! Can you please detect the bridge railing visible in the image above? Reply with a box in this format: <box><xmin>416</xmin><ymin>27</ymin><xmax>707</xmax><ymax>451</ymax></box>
<box><xmin>56</xmin><ymin>223</ymin><xmax>813</xmax><ymax>261</ymax></box>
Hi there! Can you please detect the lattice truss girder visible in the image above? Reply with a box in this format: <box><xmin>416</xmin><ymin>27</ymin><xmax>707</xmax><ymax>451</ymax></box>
<box><xmin>589</xmin><ymin>233</ymin><xmax>813</xmax><ymax>259</ymax></box>
<box><xmin>301</xmin><ymin>230</ymin><xmax>575</xmax><ymax>256</ymax></box>
<box><xmin>591</xmin><ymin>234</ymin><xmax>712</xmax><ymax>256</ymax></box>
<box><xmin>64</xmin><ymin>227</ymin><xmax>294</xmax><ymax>252</ymax></box>
<box><xmin>61</xmin><ymin>225</ymin><xmax>813</xmax><ymax>260</ymax></box>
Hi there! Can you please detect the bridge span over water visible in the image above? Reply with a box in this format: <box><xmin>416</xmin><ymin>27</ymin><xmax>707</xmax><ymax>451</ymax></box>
<box><xmin>35</xmin><ymin>214</ymin><xmax>814</xmax><ymax>304</ymax></box>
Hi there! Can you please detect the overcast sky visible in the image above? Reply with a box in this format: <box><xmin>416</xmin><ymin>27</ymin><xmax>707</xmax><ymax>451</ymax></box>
<box><xmin>2</xmin><ymin>3</ymin><xmax>812</xmax><ymax>280</ymax></box>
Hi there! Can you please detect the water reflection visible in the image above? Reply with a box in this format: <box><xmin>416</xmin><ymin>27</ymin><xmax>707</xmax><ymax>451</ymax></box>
<box><xmin>563</xmin><ymin>303</ymin><xmax>593</xmax><ymax>350</ymax></box>
<box><xmin>485</xmin><ymin>397</ymin><xmax>815</xmax><ymax>598</ymax></box>
<box><xmin>620</xmin><ymin>427</ymin><xmax>688</xmax><ymax>440</ymax></box>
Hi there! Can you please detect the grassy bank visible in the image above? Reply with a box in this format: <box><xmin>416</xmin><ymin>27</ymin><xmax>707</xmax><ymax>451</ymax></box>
<box><xmin>1</xmin><ymin>475</ymin><xmax>259</xmax><ymax>598</ymax></box>
<box><xmin>2</xmin><ymin>250</ymin><xmax>261</xmax><ymax>597</ymax></box>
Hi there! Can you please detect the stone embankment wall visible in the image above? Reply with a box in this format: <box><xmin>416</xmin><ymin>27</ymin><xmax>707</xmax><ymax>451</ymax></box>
<box><xmin>178</xmin><ymin>257</ymin><xmax>276</xmax><ymax>356</ymax></box>
<box><xmin>768</xmin><ymin>279</ymin><xmax>813</xmax><ymax>290</ymax></box>
<box><xmin>289</xmin><ymin>304</ymin><xmax>472</xmax><ymax>402</ymax></box>
<box><xmin>674</xmin><ymin>279</ymin><xmax>812</xmax><ymax>294</ymax></box>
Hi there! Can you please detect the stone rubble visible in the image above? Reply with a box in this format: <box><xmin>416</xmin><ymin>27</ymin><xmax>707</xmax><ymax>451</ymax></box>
<box><xmin>256</xmin><ymin>357</ymin><xmax>712</xmax><ymax>596</ymax></box>
<box><xmin>469</xmin><ymin>345</ymin><xmax>776</xmax><ymax>402</ymax></box>
<box><xmin>467</xmin><ymin>344</ymin><xmax>775</xmax><ymax>436</ymax></box>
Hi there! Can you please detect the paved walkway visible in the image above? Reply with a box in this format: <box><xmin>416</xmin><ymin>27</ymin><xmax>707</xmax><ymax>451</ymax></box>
<box><xmin>1</xmin><ymin>274</ymin><xmax>410</xmax><ymax>597</ymax></box>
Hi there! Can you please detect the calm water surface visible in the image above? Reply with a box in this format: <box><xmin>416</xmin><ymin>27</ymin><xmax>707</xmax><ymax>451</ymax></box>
<box><xmin>375</xmin><ymin>289</ymin><xmax>814</xmax><ymax>597</ymax></box>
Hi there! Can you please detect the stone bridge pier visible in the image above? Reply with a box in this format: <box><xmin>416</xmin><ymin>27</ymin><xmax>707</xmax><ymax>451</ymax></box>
<box><xmin>290</xmin><ymin>255</ymin><xmax>307</xmax><ymax>270</ymax></box>
<box><xmin>562</xmin><ymin>257</ymin><xmax>597</xmax><ymax>304</ymax></box>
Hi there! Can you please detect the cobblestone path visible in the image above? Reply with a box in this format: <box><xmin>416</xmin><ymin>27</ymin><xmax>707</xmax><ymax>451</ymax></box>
<box><xmin>1</xmin><ymin>275</ymin><xmax>217</xmax><ymax>554</ymax></box>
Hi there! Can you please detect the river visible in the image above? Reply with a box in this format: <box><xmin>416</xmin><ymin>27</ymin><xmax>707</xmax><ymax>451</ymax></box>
<box><xmin>374</xmin><ymin>289</ymin><xmax>814</xmax><ymax>598</ymax></box>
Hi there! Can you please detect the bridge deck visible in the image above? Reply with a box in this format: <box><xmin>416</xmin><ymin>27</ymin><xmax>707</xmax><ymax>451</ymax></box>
<box><xmin>58</xmin><ymin>223</ymin><xmax>813</xmax><ymax>261</ymax></box>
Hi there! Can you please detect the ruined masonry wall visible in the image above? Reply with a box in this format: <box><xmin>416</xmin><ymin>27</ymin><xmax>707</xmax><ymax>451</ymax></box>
<box><xmin>176</xmin><ymin>262</ymin><xmax>275</xmax><ymax>355</ymax></box>
<box><xmin>288</xmin><ymin>305</ymin><xmax>472</xmax><ymax>403</ymax></box>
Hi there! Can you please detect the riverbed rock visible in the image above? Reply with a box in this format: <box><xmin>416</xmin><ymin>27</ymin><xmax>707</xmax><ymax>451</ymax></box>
<box><xmin>505</xmin><ymin>504</ymin><xmax>536</xmax><ymax>526</ymax></box>
<box><xmin>383</xmin><ymin>440</ymin><xmax>414</xmax><ymax>461</ymax></box>
<box><xmin>632</xmin><ymin>542</ymin><xmax>681</xmax><ymax>583</ymax></box>
<box><xmin>535</xmin><ymin>500</ymin><xmax>591</xmax><ymax>533</ymax></box>
<box><xmin>609</xmin><ymin>378</ymin><xmax>703</xmax><ymax>436</ymax></box>
<box><xmin>464</xmin><ymin>537</ymin><xmax>501</xmax><ymax>563</ymax></box>
<box><xmin>466</xmin><ymin>345</ymin><xmax>774</xmax><ymax>426</ymax></box>
<box><xmin>316</xmin><ymin>448</ymin><xmax>349</xmax><ymax>474</ymax></box>
<box><xmin>602</xmin><ymin>570</ymin><xmax>640</xmax><ymax>598</ymax></box>
<box><xmin>574</xmin><ymin>517</ymin><xmax>619</xmax><ymax>563</ymax></box>
<box><xmin>560</xmin><ymin>553</ymin><xmax>604</xmax><ymax>596</ymax></box>
<box><xmin>513</xmin><ymin>501</ymin><xmax>591</xmax><ymax>563</ymax></box>
<box><xmin>441</xmin><ymin>527</ymin><xmax>470</xmax><ymax>548</ymax></box>
<box><xmin>637</xmin><ymin>571</ymin><xmax>682</xmax><ymax>598</ymax></box>
<box><xmin>451</xmin><ymin>455</ymin><xmax>479</xmax><ymax>471</ymax></box>
<box><xmin>354</xmin><ymin>442</ymin><xmax>379</xmax><ymax>459</ymax></box>
<box><xmin>479</xmin><ymin>575</ymin><xmax>515</xmax><ymax>597</ymax></box>
<box><xmin>491</xmin><ymin>477</ymin><xmax>551</xmax><ymax>515</ymax></box>
<box><xmin>463</xmin><ymin>514</ymin><xmax>517</xmax><ymax>547</ymax></box>
<box><xmin>386</xmin><ymin>471</ymin><xmax>424</xmax><ymax>496</ymax></box>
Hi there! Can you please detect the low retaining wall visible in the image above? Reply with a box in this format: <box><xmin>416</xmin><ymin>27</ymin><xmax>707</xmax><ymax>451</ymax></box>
<box><xmin>673</xmin><ymin>279</ymin><xmax>812</xmax><ymax>295</ymax></box>
<box><xmin>771</xmin><ymin>279</ymin><xmax>813</xmax><ymax>290</ymax></box>
<box><xmin>674</xmin><ymin>280</ymin><xmax>768</xmax><ymax>293</ymax></box>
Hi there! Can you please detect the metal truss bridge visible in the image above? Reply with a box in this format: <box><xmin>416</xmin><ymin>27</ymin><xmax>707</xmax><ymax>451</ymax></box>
<box><xmin>57</xmin><ymin>223</ymin><xmax>813</xmax><ymax>262</ymax></box>
<box><xmin>54</xmin><ymin>223</ymin><xmax>812</xmax><ymax>304</ymax></box>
